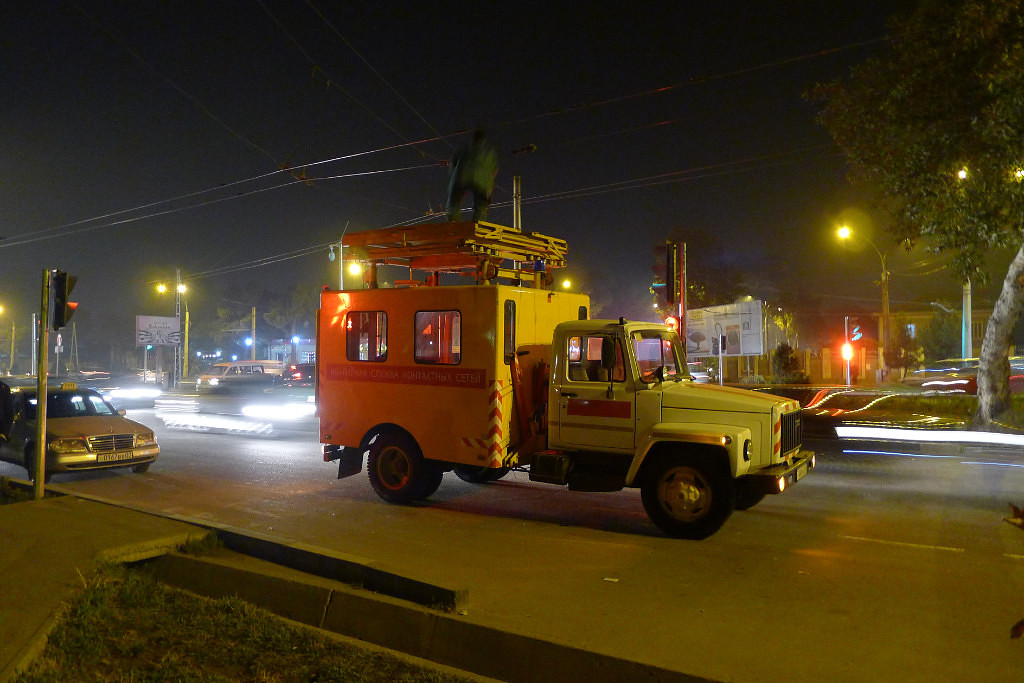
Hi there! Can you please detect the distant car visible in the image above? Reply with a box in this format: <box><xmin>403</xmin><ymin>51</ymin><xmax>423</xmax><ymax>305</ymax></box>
<box><xmin>900</xmin><ymin>357</ymin><xmax>1024</xmax><ymax>395</ymax></box>
<box><xmin>0</xmin><ymin>382</ymin><xmax>159</xmax><ymax>482</ymax></box>
<box><xmin>276</xmin><ymin>363</ymin><xmax>316</xmax><ymax>387</ymax></box>
<box><xmin>196</xmin><ymin>360</ymin><xmax>283</xmax><ymax>389</ymax></box>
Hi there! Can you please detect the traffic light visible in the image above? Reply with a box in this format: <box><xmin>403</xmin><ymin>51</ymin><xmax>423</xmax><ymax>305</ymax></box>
<box><xmin>51</xmin><ymin>270</ymin><xmax>78</xmax><ymax>330</ymax></box>
<box><xmin>664</xmin><ymin>315</ymin><xmax>679</xmax><ymax>332</ymax></box>
<box><xmin>841</xmin><ymin>342</ymin><xmax>853</xmax><ymax>361</ymax></box>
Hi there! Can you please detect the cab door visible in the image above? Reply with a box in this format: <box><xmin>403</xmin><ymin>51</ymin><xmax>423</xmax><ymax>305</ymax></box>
<box><xmin>556</xmin><ymin>333</ymin><xmax>635</xmax><ymax>451</ymax></box>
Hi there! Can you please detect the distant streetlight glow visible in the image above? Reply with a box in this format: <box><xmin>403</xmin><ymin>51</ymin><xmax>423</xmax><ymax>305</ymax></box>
<box><xmin>836</xmin><ymin>225</ymin><xmax>890</xmax><ymax>377</ymax></box>
<box><xmin>347</xmin><ymin>262</ymin><xmax>362</xmax><ymax>276</ymax></box>
<box><xmin>562</xmin><ymin>279</ymin><xmax>571</xmax><ymax>289</ymax></box>
<box><xmin>958</xmin><ymin>168</ymin><xmax>968</xmax><ymax>180</ymax></box>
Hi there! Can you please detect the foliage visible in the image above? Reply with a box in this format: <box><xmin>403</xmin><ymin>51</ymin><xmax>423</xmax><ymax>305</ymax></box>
<box><xmin>0</xmin><ymin>476</ymin><xmax>32</xmax><ymax>504</ymax></box>
<box><xmin>918</xmin><ymin>307</ymin><xmax>961</xmax><ymax>362</ymax></box>
<box><xmin>16</xmin><ymin>566</ymin><xmax>473</xmax><ymax>683</ymax></box>
<box><xmin>810</xmin><ymin>0</ymin><xmax>1024</xmax><ymax>422</ymax></box>
<box><xmin>771</xmin><ymin>343</ymin><xmax>808</xmax><ymax>383</ymax></box>
<box><xmin>884</xmin><ymin>325</ymin><xmax>920</xmax><ymax>378</ymax></box>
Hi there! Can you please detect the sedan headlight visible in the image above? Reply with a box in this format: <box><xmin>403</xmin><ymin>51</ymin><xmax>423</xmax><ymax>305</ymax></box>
<box><xmin>135</xmin><ymin>432</ymin><xmax>158</xmax><ymax>447</ymax></box>
<box><xmin>50</xmin><ymin>438</ymin><xmax>89</xmax><ymax>454</ymax></box>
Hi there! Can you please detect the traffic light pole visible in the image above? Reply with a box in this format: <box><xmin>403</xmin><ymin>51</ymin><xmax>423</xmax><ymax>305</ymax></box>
<box><xmin>33</xmin><ymin>269</ymin><xmax>51</xmax><ymax>499</ymax></box>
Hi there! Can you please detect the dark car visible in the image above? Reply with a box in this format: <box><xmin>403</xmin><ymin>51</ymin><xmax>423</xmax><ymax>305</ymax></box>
<box><xmin>276</xmin><ymin>363</ymin><xmax>316</xmax><ymax>387</ymax></box>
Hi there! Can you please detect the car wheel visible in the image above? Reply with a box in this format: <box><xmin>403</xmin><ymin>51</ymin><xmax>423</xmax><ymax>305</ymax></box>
<box><xmin>640</xmin><ymin>453</ymin><xmax>735</xmax><ymax>539</ymax></box>
<box><xmin>23</xmin><ymin>445</ymin><xmax>52</xmax><ymax>484</ymax></box>
<box><xmin>131</xmin><ymin>463</ymin><xmax>151</xmax><ymax>474</ymax></box>
<box><xmin>453</xmin><ymin>464</ymin><xmax>509</xmax><ymax>483</ymax></box>
<box><xmin>366</xmin><ymin>432</ymin><xmax>431</xmax><ymax>504</ymax></box>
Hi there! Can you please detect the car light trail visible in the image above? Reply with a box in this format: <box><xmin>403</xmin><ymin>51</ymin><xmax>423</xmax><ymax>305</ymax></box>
<box><xmin>835</xmin><ymin>425</ymin><xmax>1024</xmax><ymax>447</ymax></box>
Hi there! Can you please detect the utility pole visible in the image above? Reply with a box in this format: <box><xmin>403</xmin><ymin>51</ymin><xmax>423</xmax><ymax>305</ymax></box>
<box><xmin>962</xmin><ymin>280</ymin><xmax>973</xmax><ymax>358</ymax></box>
<box><xmin>33</xmin><ymin>270</ymin><xmax>52</xmax><ymax>499</ymax></box>
<box><xmin>251</xmin><ymin>306</ymin><xmax>257</xmax><ymax>360</ymax></box>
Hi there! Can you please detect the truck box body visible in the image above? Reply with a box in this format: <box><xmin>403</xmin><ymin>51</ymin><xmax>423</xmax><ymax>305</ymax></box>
<box><xmin>317</xmin><ymin>284</ymin><xmax>589</xmax><ymax>469</ymax></box>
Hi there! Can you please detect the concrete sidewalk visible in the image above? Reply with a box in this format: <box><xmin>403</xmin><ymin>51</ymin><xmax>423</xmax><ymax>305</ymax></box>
<box><xmin>0</xmin><ymin>483</ymin><xmax>706</xmax><ymax>683</ymax></box>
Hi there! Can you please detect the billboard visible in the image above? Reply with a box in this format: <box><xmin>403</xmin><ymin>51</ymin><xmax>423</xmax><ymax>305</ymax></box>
<box><xmin>685</xmin><ymin>301</ymin><xmax>764</xmax><ymax>358</ymax></box>
<box><xmin>136</xmin><ymin>315</ymin><xmax>180</xmax><ymax>347</ymax></box>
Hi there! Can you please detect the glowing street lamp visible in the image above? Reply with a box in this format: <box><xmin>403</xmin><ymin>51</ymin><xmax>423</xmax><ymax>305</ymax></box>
<box><xmin>155</xmin><ymin>269</ymin><xmax>190</xmax><ymax>386</ymax></box>
<box><xmin>837</xmin><ymin>226</ymin><xmax>890</xmax><ymax>376</ymax></box>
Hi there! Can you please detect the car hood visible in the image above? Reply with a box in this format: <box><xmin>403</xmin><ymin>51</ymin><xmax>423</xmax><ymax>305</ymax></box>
<box><xmin>41</xmin><ymin>416</ymin><xmax>151</xmax><ymax>438</ymax></box>
<box><xmin>661</xmin><ymin>380</ymin><xmax>800</xmax><ymax>413</ymax></box>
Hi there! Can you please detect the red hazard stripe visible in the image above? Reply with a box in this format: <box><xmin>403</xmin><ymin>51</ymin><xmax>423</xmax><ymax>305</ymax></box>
<box><xmin>567</xmin><ymin>399</ymin><xmax>631</xmax><ymax>419</ymax></box>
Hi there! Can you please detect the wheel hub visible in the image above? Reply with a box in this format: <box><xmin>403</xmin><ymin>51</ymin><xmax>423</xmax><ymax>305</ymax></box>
<box><xmin>659</xmin><ymin>467</ymin><xmax>710</xmax><ymax>521</ymax></box>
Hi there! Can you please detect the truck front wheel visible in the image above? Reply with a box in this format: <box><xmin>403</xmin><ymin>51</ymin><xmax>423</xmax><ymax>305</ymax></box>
<box><xmin>367</xmin><ymin>432</ymin><xmax>431</xmax><ymax>504</ymax></box>
<box><xmin>641</xmin><ymin>454</ymin><xmax>735</xmax><ymax>539</ymax></box>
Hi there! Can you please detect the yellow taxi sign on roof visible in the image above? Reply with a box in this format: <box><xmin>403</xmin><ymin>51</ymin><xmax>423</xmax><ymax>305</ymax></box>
<box><xmin>60</xmin><ymin>382</ymin><xmax>77</xmax><ymax>391</ymax></box>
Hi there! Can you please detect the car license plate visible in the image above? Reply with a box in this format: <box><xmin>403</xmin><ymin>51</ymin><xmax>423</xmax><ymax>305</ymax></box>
<box><xmin>794</xmin><ymin>462</ymin><xmax>807</xmax><ymax>482</ymax></box>
<box><xmin>97</xmin><ymin>451</ymin><xmax>134</xmax><ymax>463</ymax></box>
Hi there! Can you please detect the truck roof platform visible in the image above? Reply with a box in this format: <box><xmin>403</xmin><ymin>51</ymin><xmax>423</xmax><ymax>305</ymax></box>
<box><xmin>341</xmin><ymin>220</ymin><xmax>568</xmax><ymax>288</ymax></box>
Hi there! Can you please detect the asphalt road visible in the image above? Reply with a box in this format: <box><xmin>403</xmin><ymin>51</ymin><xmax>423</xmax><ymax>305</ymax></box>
<box><xmin>4</xmin><ymin>410</ymin><xmax>1024</xmax><ymax>682</ymax></box>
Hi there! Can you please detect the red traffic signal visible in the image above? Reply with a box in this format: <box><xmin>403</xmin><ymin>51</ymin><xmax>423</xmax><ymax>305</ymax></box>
<box><xmin>52</xmin><ymin>270</ymin><xmax>79</xmax><ymax>330</ymax></box>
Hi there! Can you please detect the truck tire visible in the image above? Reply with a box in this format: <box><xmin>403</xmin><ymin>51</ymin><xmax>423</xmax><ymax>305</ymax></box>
<box><xmin>640</xmin><ymin>453</ymin><xmax>735</xmax><ymax>539</ymax></box>
<box><xmin>417</xmin><ymin>462</ymin><xmax>445</xmax><ymax>500</ymax></box>
<box><xmin>366</xmin><ymin>432</ymin><xmax>431</xmax><ymax>504</ymax></box>
<box><xmin>734</xmin><ymin>478</ymin><xmax>767</xmax><ymax>511</ymax></box>
<box><xmin>453</xmin><ymin>465</ymin><xmax>509</xmax><ymax>483</ymax></box>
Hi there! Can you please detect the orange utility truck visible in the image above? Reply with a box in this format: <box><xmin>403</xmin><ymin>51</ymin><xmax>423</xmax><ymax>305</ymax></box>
<box><xmin>317</xmin><ymin>221</ymin><xmax>814</xmax><ymax>539</ymax></box>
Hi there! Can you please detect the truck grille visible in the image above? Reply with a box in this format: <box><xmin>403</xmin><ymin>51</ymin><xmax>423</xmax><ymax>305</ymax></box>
<box><xmin>780</xmin><ymin>411</ymin><xmax>802</xmax><ymax>455</ymax></box>
<box><xmin>88</xmin><ymin>434</ymin><xmax>135</xmax><ymax>453</ymax></box>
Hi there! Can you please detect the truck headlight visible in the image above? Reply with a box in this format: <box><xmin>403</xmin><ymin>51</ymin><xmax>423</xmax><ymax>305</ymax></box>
<box><xmin>743</xmin><ymin>439</ymin><xmax>751</xmax><ymax>462</ymax></box>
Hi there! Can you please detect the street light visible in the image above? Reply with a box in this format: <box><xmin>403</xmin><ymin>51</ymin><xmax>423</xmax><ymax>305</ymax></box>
<box><xmin>837</xmin><ymin>225</ymin><xmax>890</xmax><ymax>378</ymax></box>
<box><xmin>156</xmin><ymin>269</ymin><xmax>190</xmax><ymax>386</ymax></box>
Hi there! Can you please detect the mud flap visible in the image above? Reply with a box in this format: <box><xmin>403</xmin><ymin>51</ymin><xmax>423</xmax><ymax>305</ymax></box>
<box><xmin>337</xmin><ymin>447</ymin><xmax>363</xmax><ymax>479</ymax></box>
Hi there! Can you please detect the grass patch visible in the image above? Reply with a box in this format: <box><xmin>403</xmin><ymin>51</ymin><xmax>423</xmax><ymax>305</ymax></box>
<box><xmin>0</xmin><ymin>476</ymin><xmax>32</xmax><ymax>505</ymax></box>
<box><xmin>15</xmin><ymin>566</ymin><xmax>476</xmax><ymax>683</ymax></box>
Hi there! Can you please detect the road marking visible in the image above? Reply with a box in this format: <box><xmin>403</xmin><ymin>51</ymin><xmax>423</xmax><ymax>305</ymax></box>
<box><xmin>1004</xmin><ymin>554</ymin><xmax>1024</xmax><ymax>561</ymax></box>
<box><xmin>840</xmin><ymin>535</ymin><xmax>965</xmax><ymax>553</ymax></box>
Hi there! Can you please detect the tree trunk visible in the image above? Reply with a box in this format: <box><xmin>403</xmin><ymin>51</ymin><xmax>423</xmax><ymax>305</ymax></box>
<box><xmin>974</xmin><ymin>243</ymin><xmax>1024</xmax><ymax>425</ymax></box>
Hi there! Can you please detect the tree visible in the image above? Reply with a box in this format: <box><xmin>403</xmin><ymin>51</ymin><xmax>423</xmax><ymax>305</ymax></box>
<box><xmin>918</xmin><ymin>307</ymin><xmax>961</xmax><ymax>362</ymax></box>
<box><xmin>771</xmin><ymin>343</ymin><xmax>806</xmax><ymax>383</ymax></box>
<box><xmin>811</xmin><ymin>0</ymin><xmax>1024</xmax><ymax>424</ymax></box>
<box><xmin>263</xmin><ymin>280</ymin><xmax>318</xmax><ymax>363</ymax></box>
<box><xmin>884</xmin><ymin>326</ymin><xmax>920</xmax><ymax>379</ymax></box>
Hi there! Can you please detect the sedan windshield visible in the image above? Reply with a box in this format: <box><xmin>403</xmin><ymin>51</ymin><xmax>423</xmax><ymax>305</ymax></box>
<box><xmin>25</xmin><ymin>391</ymin><xmax>119</xmax><ymax>419</ymax></box>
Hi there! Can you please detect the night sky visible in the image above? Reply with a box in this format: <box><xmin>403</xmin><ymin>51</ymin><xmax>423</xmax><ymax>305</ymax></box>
<box><xmin>4</xmin><ymin>0</ymin><xmax>991</xmax><ymax>360</ymax></box>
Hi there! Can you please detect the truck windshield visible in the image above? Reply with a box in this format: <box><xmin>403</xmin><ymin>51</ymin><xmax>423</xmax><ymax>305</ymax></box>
<box><xmin>632</xmin><ymin>331</ymin><xmax>688</xmax><ymax>382</ymax></box>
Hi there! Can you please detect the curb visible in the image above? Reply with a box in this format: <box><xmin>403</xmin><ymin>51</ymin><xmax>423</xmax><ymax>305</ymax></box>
<box><xmin>146</xmin><ymin>551</ymin><xmax>712</xmax><ymax>683</ymax></box>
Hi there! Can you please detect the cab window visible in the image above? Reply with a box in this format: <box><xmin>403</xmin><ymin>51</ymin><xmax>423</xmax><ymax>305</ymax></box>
<box><xmin>567</xmin><ymin>334</ymin><xmax>625</xmax><ymax>382</ymax></box>
<box><xmin>415</xmin><ymin>310</ymin><xmax>461</xmax><ymax>364</ymax></box>
<box><xmin>346</xmin><ymin>311</ymin><xmax>388</xmax><ymax>362</ymax></box>
<box><xmin>632</xmin><ymin>331</ymin><xmax>685</xmax><ymax>382</ymax></box>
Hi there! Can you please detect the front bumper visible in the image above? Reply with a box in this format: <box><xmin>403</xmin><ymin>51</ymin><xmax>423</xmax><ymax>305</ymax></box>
<box><xmin>744</xmin><ymin>450</ymin><xmax>815</xmax><ymax>494</ymax></box>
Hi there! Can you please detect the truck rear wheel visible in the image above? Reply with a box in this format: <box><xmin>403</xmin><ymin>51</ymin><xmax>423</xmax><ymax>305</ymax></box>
<box><xmin>367</xmin><ymin>432</ymin><xmax>431</xmax><ymax>503</ymax></box>
<box><xmin>453</xmin><ymin>465</ymin><xmax>509</xmax><ymax>483</ymax></box>
<box><xmin>641</xmin><ymin>454</ymin><xmax>735</xmax><ymax>539</ymax></box>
